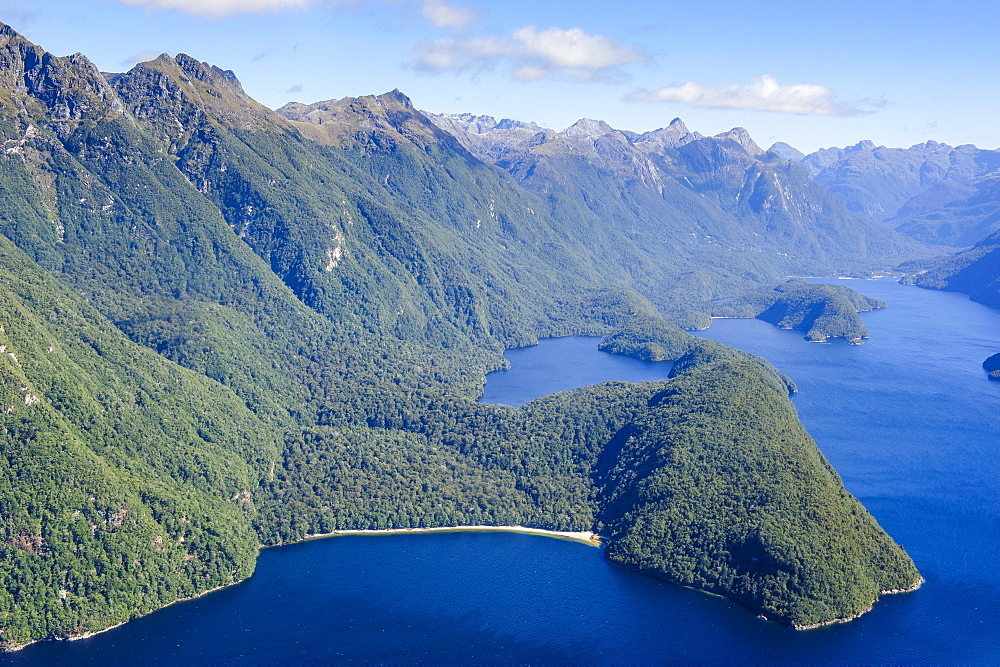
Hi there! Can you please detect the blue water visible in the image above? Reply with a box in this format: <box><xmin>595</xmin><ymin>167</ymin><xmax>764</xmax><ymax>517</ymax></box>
<box><xmin>479</xmin><ymin>335</ymin><xmax>672</xmax><ymax>406</ymax></box>
<box><xmin>6</xmin><ymin>279</ymin><xmax>1000</xmax><ymax>664</ymax></box>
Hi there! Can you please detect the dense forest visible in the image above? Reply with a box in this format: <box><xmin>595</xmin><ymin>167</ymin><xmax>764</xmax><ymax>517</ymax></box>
<box><xmin>0</xmin><ymin>23</ymin><xmax>923</xmax><ymax>648</ymax></box>
<box><xmin>707</xmin><ymin>279</ymin><xmax>887</xmax><ymax>343</ymax></box>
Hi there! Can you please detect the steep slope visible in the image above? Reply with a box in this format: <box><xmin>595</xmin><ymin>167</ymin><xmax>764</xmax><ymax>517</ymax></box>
<box><xmin>111</xmin><ymin>56</ymin><xmax>676</xmax><ymax>348</ymax></box>
<box><xmin>427</xmin><ymin>112</ymin><xmax>928</xmax><ymax>286</ymax></box>
<box><xmin>276</xmin><ymin>95</ymin><xmax>725</xmax><ymax>328</ymax></box>
<box><xmin>0</xmin><ymin>234</ymin><xmax>277</xmax><ymax>650</ymax></box>
<box><xmin>801</xmin><ymin>140</ymin><xmax>1000</xmax><ymax>246</ymax></box>
<box><xmin>594</xmin><ymin>360</ymin><xmax>920</xmax><ymax>628</ymax></box>
<box><xmin>903</xmin><ymin>229</ymin><xmax>1000</xmax><ymax>309</ymax></box>
<box><xmin>893</xmin><ymin>176</ymin><xmax>1000</xmax><ymax>247</ymax></box>
<box><xmin>0</xmin><ymin>22</ymin><xmax>921</xmax><ymax>646</ymax></box>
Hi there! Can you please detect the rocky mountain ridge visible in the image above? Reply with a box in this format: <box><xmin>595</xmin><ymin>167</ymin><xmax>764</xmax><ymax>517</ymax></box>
<box><xmin>424</xmin><ymin>106</ymin><xmax>928</xmax><ymax>289</ymax></box>
<box><xmin>775</xmin><ymin>136</ymin><xmax>1000</xmax><ymax>247</ymax></box>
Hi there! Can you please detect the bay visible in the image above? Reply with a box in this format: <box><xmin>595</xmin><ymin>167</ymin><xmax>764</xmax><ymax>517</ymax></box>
<box><xmin>478</xmin><ymin>334</ymin><xmax>672</xmax><ymax>407</ymax></box>
<box><xmin>6</xmin><ymin>279</ymin><xmax>999</xmax><ymax>664</ymax></box>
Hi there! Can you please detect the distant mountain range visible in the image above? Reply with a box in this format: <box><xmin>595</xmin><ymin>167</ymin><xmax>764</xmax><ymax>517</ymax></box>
<box><xmin>425</xmin><ymin>111</ymin><xmax>926</xmax><ymax>290</ymax></box>
<box><xmin>792</xmin><ymin>139</ymin><xmax>1000</xmax><ymax>248</ymax></box>
<box><xmin>425</xmin><ymin>110</ymin><xmax>1000</xmax><ymax>339</ymax></box>
<box><xmin>428</xmin><ymin>112</ymin><xmax>1000</xmax><ymax>251</ymax></box>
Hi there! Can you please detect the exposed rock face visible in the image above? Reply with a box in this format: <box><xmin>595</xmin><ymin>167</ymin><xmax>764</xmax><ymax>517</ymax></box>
<box><xmin>713</xmin><ymin>127</ymin><xmax>763</xmax><ymax>156</ymax></box>
<box><xmin>426</xmin><ymin>109</ymin><xmax>928</xmax><ymax>283</ymax></box>
<box><xmin>635</xmin><ymin>117</ymin><xmax>703</xmax><ymax>149</ymax></box>
<box><xmin>800</xmin><ymin>139</ymin><xmax>1000</xmax><ymax>246</ymax></box>
<box><xmin>767</xmin><ymin>141</ymin><xmax>805</xmax><ymax>162</ymax></box>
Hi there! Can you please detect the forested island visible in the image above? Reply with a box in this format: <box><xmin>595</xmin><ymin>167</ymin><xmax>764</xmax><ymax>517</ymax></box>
<box><xmin>0</xmin><ymin>24</ymin><xmax>924</xmax><ymax>649</ymax></box>
<box><xmin>984</xmin><ymin>353</ymin><xmax>1000</xmax><ymax>381</ymax></box>
<box><xmin>707</xmin><ymin>279</ymin><xmax>886</xmax><ymax>343</ymax></box>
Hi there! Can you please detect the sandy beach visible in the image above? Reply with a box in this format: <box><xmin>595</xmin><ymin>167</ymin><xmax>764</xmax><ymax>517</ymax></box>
<box><xmin>302</xmin><ymin>525</ymin><xmax>603</xmax><ymax>546</ymax></box>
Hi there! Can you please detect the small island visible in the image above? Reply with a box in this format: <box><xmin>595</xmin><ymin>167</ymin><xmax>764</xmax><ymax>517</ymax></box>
<box><xmin>984</xmin><ymin>353</ymin><xmax>1000</xmax><ymax>381</ymax></box>
<box><xmin>708</xmin><ymin>279</ymin><xmax>886</xmax><ymax>344</ymax></box>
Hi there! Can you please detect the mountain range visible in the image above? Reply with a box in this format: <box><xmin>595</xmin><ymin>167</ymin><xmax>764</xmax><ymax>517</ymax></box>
<box><xmin>3</xmin><ymin>21</ymin><xmax>993</xmax><ymax>649</ymax></box>
<box><xmin>791</xmin><ymin>139</ymin><xmax>1000</xmax><ymax>248</ymax></box>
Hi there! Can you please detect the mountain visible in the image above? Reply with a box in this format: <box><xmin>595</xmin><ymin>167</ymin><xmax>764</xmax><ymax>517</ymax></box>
<box><xmin>903</xmin><ymin>229</ymin><xmax>1000</xmax><ymax>309</ymax></box>
<box><xmin>800</xmin><ymin>140</ymin><xmax>1000</xmax><ymax>246</ymax></box>
<box><xmin>767</xmin><ymin>141</ymin><xmax>806</xmax><ymax>162</ymax></box>
<box><xmin>426</xmin><ymin>111</ymin><xmax>929</xmax><ymax>296</ymax></box>
<box><xmin>0</xmin><ymin>23</ymin><xmax>921</xmax><ymax>648</ymax></box>
<box><xmin>0</xmin><ymin>232</ymin><xmax>277</xmax><ymax>645</ymax></box>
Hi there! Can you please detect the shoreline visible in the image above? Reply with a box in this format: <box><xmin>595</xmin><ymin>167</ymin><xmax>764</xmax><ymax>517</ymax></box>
<box><xmin>791</xmin><ymin>576</ymin><xmax>925</xmax><ymax>631</ymax></box>
<box><xmin>3</xmin><ymin>531</ymin><xmax>921</xmax><ymax>651</ymax></box>
<box><xmin>301</xmin><ymin>525</ymin><xmax>604</xmax><ymax>547</ymax></box>
<box><xmin>3</xmin><ymin>581</ymin><xmax>241</xmax><ymax>653</ymax></box>
<box><xmin>4</xmin><ymin>526</ymin><xmax>600</xmax><ymax>653</ymax></box>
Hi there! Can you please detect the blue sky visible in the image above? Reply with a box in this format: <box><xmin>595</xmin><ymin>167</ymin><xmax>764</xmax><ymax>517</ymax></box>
<box><xmin>4</xmin><ymin>0</ymin><xmax>999</xmax><ymax>153</ymax></box>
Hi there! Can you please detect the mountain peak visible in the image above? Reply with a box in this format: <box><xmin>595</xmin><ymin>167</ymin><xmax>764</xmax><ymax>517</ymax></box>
<box><xmin>0</xmin><ymin>24</ymin><xmax>128</xmax><ymax>123</ymax></box>
<box><xmin>495</xmin><ymin>117</ymin><xmax>543</xmax><ymax>132</ymax></box>
<box><xmin>767</xmin><ymin>141</ymin><xmax>805</xmax><ymax>162</ymax></box>
<box><xmin>638</xmin><ymin>118</ymin><xmax>702</xmax><ymax>148</ymax></box>
<box><xmin>381</xmin><ymin>88</ymin><xmax>413</xmax><ymax>107</ymax></box>
<box><xmin>155</xmin><ymin>53</ymin><xmax>245</xmax><ymax>94</ymax></box>
<box><xmin>560</xmin><ymin>118</ymin><xmax>615</xmax><ymax>138</ymax></box>
<box><xmin>714</xmin><ymin>127</ymin><xmax>763</xmax><ymax>155</ymax></box>
<box><xmin>277</xmin><ymin>90</ymin><xmax>457</xmax><ymax>150</ymax></box>
<box><xmin>0</xmin><ymin>21</ymin><xmax>24</xmax><ymax>43</ymax></box>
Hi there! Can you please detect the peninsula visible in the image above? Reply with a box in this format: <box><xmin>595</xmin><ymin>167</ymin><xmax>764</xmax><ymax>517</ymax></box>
<box><xmin>0</xmin><ymin>23</ymin><xmax>919</xmax><ymax>650</ymax></box>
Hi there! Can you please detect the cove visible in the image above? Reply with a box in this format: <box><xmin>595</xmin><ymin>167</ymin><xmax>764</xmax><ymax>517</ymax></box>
<box><xmin>6</xmin><ymin>280</ymin><xmax>999</xmax><ymax>664</ymax></box>
<box><xmin>478</xmin><ymin>334</ymin><xmax>673</xmax><ymax>407</ymax></box>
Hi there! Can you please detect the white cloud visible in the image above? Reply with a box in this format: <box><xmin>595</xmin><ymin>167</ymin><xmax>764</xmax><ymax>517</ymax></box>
<box><xmin>409</xmin><ymin>26</ymin><xmax>647</xmax><ymax>82</ymax></box>
<box><xmin>0</xmin><ymin>1</ymin><xmax>38</xmax><ymax>25</ymax></box>
<box><xmin>628</xmin><ymin>75</ymin><xmax>863</xmax><ymax>116</ymax></box>
<box><xmin>116</xmin><ymin>0</ymin><xmax>314</xmax><ymax>19</ymax></box>
<box><xmin>420</xmin><ymin>0</ymin><xmax>480</xmax><ymax>30</ymax></box>
<box><xmin>114</xmin><ymin>0</ymin><xmax>470</xmax><ymax>21</ymax></box>
<box><xmin>121</xmin><ymin>50</ymin><xmax>160</xmax><ymax>67</ymax></box>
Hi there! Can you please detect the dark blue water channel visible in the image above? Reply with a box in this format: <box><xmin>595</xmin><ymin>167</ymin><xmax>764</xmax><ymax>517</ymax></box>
<box><xmin>478</xmin><ymin>334</ymin><xmax>673</xmax><ymax>407</ymax></box>
<box><xmin>7</xmin><ymin>279</ymin><xmax>1000</xmax><ymax>664</ymax></box>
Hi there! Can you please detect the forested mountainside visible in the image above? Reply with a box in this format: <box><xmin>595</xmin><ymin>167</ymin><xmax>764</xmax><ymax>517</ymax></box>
<box><xmin>903</xmin><ymin>229</ymin><xmax>1000</xmax><ymax>309</ymax></box>
<box><xmin>0</xmin><ymin>23</ymin><xmax>920</xmax><ymax>648</ymax></box>
<box><xmin>794</xmin><ymin>140</ymin><xmax>1000</xmax><ymax>247</ymax></box>
<box><xmin>425</xmin><ymin>112</ymin><xmax>928</xmax><ymax>290</ymax></box>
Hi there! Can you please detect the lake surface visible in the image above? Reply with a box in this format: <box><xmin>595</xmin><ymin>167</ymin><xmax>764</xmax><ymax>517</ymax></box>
<box><xmin>478</xmin><ymin>334</ymin><xmax>672</xmax><ymax>406</ymax></box>
<box><xmin>6</xmin><ymin>279</ymin><xmax>999</xmax><ymax>664</ymax></box>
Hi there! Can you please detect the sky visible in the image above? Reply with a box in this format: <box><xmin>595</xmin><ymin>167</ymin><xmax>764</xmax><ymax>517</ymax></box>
<box><xmin>2</xmin><ymin>0</ymin><xmax>999</xmax><ymax>153</ymax></box>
